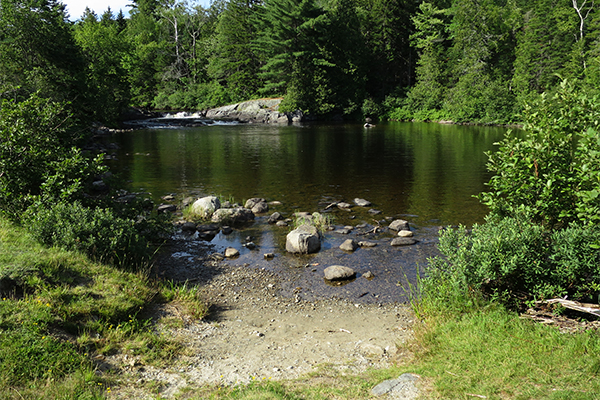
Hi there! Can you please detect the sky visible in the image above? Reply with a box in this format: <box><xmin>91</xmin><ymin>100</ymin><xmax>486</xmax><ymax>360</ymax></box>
<box><xmin>61</xmin><ymin>0</ymin><xmax>213</xmax><ymax>20</ymax></box>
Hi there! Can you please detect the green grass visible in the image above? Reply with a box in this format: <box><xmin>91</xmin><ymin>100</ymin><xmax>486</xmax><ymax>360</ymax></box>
<box><xmin>404</xmin><ymin>305</ymin><xmax>600</xmax><ymax>399</ymax></box>
<box><xmin>0</xmin><ymin>217</ymin><xmax>206</xmax><ymax>398</ymax></box>
<box><xmin>2</xmin><ymin>215</ymin><xmax>599</xmax><ymax>399</ymax></box>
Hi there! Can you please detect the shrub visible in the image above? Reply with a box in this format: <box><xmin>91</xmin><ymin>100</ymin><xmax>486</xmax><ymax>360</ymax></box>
<box><xmin>0</xmin><ymin>93</ymin><xmax>104</xmax><ymax>218</ymax></box>
<box><xmin>23</xmin><ymin>201</ymin><xmax>150</xmax><ymax>267</ymax></box>
<box><xmin>427</xmin><ymin>214</ymin><xmax>600</xmax><ymax>308</ymax></box>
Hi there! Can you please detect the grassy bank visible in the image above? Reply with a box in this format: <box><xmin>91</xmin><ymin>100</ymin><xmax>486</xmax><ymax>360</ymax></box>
<box><xmin>0</xmin><ymin>217</ymin><xmax>207</xmax><ymax>399</ymax></box>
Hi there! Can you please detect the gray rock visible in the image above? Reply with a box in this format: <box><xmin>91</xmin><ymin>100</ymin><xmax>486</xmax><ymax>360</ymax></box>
<box><xmin>264</xmin><ymin>253</ymin><xmax>275</xmax><ymax>260</ymax></box>
<box><xmin>339</xmin><ymin>239</ymin><xmax>359</xmax><ymax>252</ymax></box>
<box><xmin>354</xmin><ymin>198</ymin><xmax>372</xmax><ymax>207</ymax></box>
<box><xmin>286</xmin><ymin>224</ymin><xmax>321</xmax><ymax>254</ymax></box>
<box><xmin>363</xmin><ymin>271</ymin><xmax>374</xmax><ymax>279</ymax></box>
<box><xmin>157</xmin><ymin>204</ymin><xmax>177</xmax><ymax>213</ymax></box>
<box><xmin>391</xmin><ymin>237</ymin><xmax>417</xmax><ymax>246</ymax></box>
<box><xmin>337</xmin><ymin>202</ymin><xmax>353</xmax><ymax>209</ymax></box>
<box><xmin>324</xmin><ymin>265</ymin><xmax>356</xmax><ymax>281</ymax></box>
<box><xmin>211</xmin><ymin>207</ymin><xmax>255</xmax><ymax>225</ymax></box>
<box><xmin>368</xmin><ymin>209</ymin><xmax>382</xmax><ymax>215</ymax></box>
<box><xmin>205</xmin><ymin>98</ymin><xmax>296</xmax><ymax>124</ymax></box>
<box><xmin>389</xmin><ymin>219</ymin><xmax>410</xmax><ymax>231</ymax></box>
<box><xmin>398</xmin><ymin>230</ymin><xmax>414</xmax><ymax>237</ymax></box>
<box><xmin>358</xmin><ymin>241</ymin><xmax>377</xmax><ymax>248</ymax></box>
<box><xmin>371</xmin><ymin>373</ymin><xmax>420</xmax><ymax>399</ymax></box>
<box><xmin>191</xmin><ymin>196</ymin><xmax>221</xmax><ymax>219</ymax></box>
<box><xmin>243</xmin><ymin>242</ymin><xmax>256</xmax><ymax>250</ymax></box>
<box><xmin>276</xmin><ymin>220</ymin><xmax>289</xmax><ymax>227</ymax></box>
<box><xmin>180</xmin><ymin>222</ymin><xmax>197</xmax><ymax>232</ymax></box>
<box><xmin>245</xmin><ymin>198</ymin><xmax>269</xmax><ymax>214</ymax></box>
<box><xmin>335</xmin><ymin>228</ymin><xmax>352</xmax><ymax>235</ymax></box>
<box><xmin>267</xmin><ymin>212</ymin><xmax>283</xmax><ymax>224</ymax></box>
<box><xmin>197</xmin><ymin>223</ymin><xmax>220</xmax><ymax>233</ymax></box>
<box><xmin>224</xmin><ymin>247</ymin><xmax>239</xmax><ymax>258</ymax></box>
<box><xmin>221</xmin><ymin>226</ymin><xmax>233</xmax><ymax>235</ymax></box>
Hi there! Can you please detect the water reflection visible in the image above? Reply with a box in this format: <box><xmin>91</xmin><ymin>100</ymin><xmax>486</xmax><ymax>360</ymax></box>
<box><xmin>113</xmin><ymin>122</ymin><xmax>506</xmax><ymax>226</ymax></box>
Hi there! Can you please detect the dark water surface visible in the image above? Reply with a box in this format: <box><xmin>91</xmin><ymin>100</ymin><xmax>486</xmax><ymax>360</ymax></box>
<box><xmin>111</xmin><ymin>121</ymin><xmax>509</xmax><ymax>303</ymax></box>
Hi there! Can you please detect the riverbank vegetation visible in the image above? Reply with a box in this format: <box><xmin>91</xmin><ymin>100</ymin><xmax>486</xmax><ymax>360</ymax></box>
<box><xmin>5</xmin><ymin>0</ymin><xmax>600</xmax><ymax>124</ymax></box>
<box><xmin>2</xmin><ymin>0</ymin><xmax>600</xmax><ymax>398</ymax></box>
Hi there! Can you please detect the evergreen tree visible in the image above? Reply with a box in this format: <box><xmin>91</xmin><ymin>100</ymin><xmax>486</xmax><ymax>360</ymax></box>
<box><xmin>357</xmin><ymin>0</ymin><xmax>418</xmax><ymax>100</ymax></box>
<box><xmin>512</xmin><ymin>0</ymin><xmax>578</xmax><ymax>99</ymax></box>
<box><xmin>0</xmin><ymin>0</ymin><xmax>87</xmax><ymax>107</ymax></box>
<box><xmin>74</xmin><ymin>6</ymin><xmax>131</xmax><ymax>124</ymax></box>
<box><xmin>122</xmin><ymin>0</ymin><xmax>166</xmax><ymax>107</ymax></box>
<box><xmin>406</xmin><ymin>1</ymin><xmax>451</xmax><ymax>112</ymax></box>
<box><xmin>209</xmin><ymin>0</ymin><xmax>264</xmax><ymax>102</ymax></box>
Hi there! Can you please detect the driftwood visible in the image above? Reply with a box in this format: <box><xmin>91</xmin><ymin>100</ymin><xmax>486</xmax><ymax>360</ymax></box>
<box><xmin>542</xmin><ymin>298</ymin><xmax>600</xmax><ymax>317</ymax></box>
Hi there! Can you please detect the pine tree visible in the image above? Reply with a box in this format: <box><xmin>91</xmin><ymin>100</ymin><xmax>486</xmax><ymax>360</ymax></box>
<box><xmin>209</xmin><ymin>0</ymin><xmax>264</xmax><ymax>102</ymax></box>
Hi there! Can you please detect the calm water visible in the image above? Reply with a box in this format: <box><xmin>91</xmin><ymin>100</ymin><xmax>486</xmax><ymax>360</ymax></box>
<box><xmin>110</xmin><ymin>121</ymin><xmax>509</xmax><ymax>303</ymax></box>
<box><xmin>111</xmin><ymin>121</ymin><xmax>507</xmax><ymax>226</ymax></box>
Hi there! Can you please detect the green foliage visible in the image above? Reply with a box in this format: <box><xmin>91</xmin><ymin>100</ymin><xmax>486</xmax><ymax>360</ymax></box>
<box><xmin>0</xmin><ymin>0</ymin><xmax>87</xmax><ymax>108</ymax></box>
<box><xmin>73</xmin><ymin>9</ymin><xmax>131</xmax><ymax>125</ymax></box>
<box><xmin>480</xmin><ymin>81</ymin><xmax>600</xmax><ymax>228</ymax></box>
<box><xmin>23</xmin><ymin>201</ymin><xmax>151</xmax><ymax>267</ymax></box>
<box><xmin>428</xmin><ymin>214</ymin><xmax>600</xmax><ymax>307</ymax></box>
<box><xmin>0</xmin><ymin>94</ymin><xmax>104</xmax><ymax>216</ymax></box>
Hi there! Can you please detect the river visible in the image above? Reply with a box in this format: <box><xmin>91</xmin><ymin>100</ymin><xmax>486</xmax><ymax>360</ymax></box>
<box><xmin>109</xmin><ymin>120</ymin><xmax>510</xmax><ymax>303</ymax></box>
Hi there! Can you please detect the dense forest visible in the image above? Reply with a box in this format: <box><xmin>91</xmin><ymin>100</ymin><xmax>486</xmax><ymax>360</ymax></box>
<box><xmin>2</xmin><ymin>0</ymin><xmax>600</xmax><ymax>125</ymax></box>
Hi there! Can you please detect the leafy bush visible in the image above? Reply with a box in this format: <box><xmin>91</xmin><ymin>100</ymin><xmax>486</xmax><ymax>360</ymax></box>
<box><xmin>0</xmin><ymin>93</ymin><xmax>104</xmax><ymax>217</ymax></box>
<box><xmin>23</xmin><ymin>201</ymin><xmax>150</xmax><ymax>267</ymax></box>
<box><xmin>427</xmin><ymin>214</ymin><xmax>600</xmax><ymax>308</ymax></box>
<box><xmin>479</xmin><ymin>81</ymin><xmax>600</xmax><ymax>228</ymax></box>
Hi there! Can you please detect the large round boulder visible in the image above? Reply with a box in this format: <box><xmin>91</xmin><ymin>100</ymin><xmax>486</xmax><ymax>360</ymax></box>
<box><xmin>191</xmin><ymin>196</ymin><xmax>221</xmax><ymax>219</ymax></box>
<box><xmin>286</xmin><ymin>224</ymin><xmax>321</xmax><ymax>254</ymax></box>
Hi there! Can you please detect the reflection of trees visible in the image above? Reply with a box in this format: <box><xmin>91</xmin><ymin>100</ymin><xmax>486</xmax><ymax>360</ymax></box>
<box><xmin>121</xmin><ymin>123</ymin><xmax>507</xmax><ymax>226</ymax></box>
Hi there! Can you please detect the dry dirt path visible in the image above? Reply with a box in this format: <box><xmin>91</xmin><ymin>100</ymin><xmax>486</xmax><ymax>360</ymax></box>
<box><xmin>107</xmin><ymin>253</ymin><xmax>415</xmax><ymax>399</ymax></box>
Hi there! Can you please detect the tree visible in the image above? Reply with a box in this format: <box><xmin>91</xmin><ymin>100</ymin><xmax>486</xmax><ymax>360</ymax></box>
<box><xmin>0</xmin><ymin>0</ymin><xmax>87</xmax><ymax>108</ymax></box>
<box><xmin>74</xmin><ymin>7</ymin><xmax>131</xmax><ymax>124</ymax></box>
<box><xmin>512</xmin><ymin>0</ymin><xmax>578</xmax><ymax>98</ymax></box>
<box><xmin>406</xmin><ymin>1</ymin><xmax>451</xmax><ymax>112</ymax></box>
<box><xmin>209</xmin><ymin>0</ymin><xmax>264</xmax><ymax>102</ymax></box>
<box><xmin>357</xmin><ymin>0</ymin><xmax>418</xmax><ymax>100</ymax></box>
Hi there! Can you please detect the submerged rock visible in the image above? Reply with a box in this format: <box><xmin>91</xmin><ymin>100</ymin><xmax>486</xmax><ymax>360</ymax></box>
<box><xmin>391</xmin><ymin>237</ymin><xmax>417</xmax><ymax>246</ymax></box>
<box><xmin>354</xmin><ymin>198</ymin><xmax>372</xmax><ymax>207</ymax></box>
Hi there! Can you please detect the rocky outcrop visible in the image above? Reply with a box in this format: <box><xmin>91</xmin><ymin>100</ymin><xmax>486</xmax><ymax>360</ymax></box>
<box><xmin>205</xmin><ymin>98</ymin><xmax>304</xmax><ymax>124</ymax></box>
